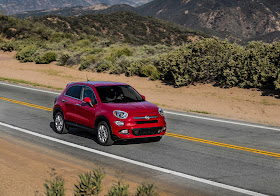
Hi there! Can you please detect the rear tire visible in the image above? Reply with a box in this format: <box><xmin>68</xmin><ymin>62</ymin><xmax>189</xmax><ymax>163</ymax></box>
<box><xmin>149</xmin><ymin>136</ymin><xmax>162</xmax><ymax>142</ymax></box>
<box><xmin>96</xmin><ymin>121</ymin><xmax>114</xmax><ymax>146</ymax></box>
<box><xmin>54</xmin><ymin>112</ymin><xmax>68</xmax><ymax>134</ymax></box>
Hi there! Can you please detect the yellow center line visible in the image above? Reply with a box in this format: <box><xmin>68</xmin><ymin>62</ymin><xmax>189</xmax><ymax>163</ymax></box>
<box><xmin>0</xmin><ymin>96</ymin><xmax>52</xmax><ymax>111</ymax></box>
<box><xmin>1</xmin><ymin>96</ymin><xmax>280</xmax><ymax>159</ymax></box>
<box><xmin>166</xmin><ymin>133</ymin><xmax>280</xmax><ymax>159</ymax></box>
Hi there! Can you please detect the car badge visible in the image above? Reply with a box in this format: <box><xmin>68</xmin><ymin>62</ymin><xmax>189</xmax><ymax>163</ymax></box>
<box><xmin>145</xmin><ymin>115</ymin><xmax>150</xmax><ymax>120</ymax></box>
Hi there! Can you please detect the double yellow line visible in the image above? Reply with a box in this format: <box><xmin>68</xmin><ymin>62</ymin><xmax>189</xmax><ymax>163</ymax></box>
<box><xmin>166</xmin><ymin>132</ymin><xmax>280</xmax><ymax>158</ymax></box>
<box><xmin>1</xmin><ymin>96</ymin><xmax>280</xmax><ymax>159</ymax></box>
<box><xmin>0</xmin><ymin>97</ymin><xmax>52</xmax><ymax>111</ymax></box>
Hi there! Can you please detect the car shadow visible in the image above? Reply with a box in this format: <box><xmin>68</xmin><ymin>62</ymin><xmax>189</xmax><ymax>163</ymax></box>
<box><xmin>49</xmin><ymin>122</ymin><xmax>156</xmax><ymax>146</ymax></box>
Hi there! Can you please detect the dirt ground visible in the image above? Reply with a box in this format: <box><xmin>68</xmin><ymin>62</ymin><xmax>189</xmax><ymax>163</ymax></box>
<box><xmin>0</xmin><ymin>134</ymin><xmax>176</xmax><ymax>196</ymax></box>
<box><xmin>1</xmin><ymin>51</ymin><xmax>280</xmax><ymax>126</ymax></box>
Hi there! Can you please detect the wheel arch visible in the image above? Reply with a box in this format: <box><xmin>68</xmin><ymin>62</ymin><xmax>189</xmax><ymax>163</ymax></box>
<box><xmin>53</xmin><ymin>107</ymin><xmax>63</xmax><ymax>119</ymax></box>
<box><xmin>94</xmin><ymin>115</ymin><xmax>112</xmax><ymax>134</ymax></box>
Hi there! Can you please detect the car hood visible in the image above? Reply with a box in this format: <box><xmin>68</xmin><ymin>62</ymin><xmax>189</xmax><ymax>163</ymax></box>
<box><xmin>103</xmin><ymin>101</ymin><xmax>159</xmax><ymax>114</ymax></box>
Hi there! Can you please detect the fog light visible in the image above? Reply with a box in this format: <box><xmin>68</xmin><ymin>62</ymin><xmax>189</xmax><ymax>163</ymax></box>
<box><xmin>115</xmin><ymin>121</ymin><xmax>124</xmax><ymax>126</ymax></box>
<box><xmin>119</xmin><ymin>129</ymin><xmax>129</xmax><ymax>134</ymax></box>
<box><xmin>162</xmin><ymin>126</ymin><xmax>166</xmax><ymax>131</ymax></box>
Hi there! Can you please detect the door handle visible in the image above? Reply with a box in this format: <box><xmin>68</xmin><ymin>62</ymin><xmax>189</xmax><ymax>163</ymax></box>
<box><xmin>62</xmin><ymin>100</ymin><xmax>67</xmax><ymax>102</ymax></box>
<box><xmin>76</xmin><ymin>104</ymin><xmax>81</xmax><ymax>106</ymax></box>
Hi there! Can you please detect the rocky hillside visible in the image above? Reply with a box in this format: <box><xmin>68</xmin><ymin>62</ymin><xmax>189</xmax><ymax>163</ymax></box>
<box><xmin>14</xmin><ymin>0</ymin><xmax>280</xmax><ymax>43</ymax></box>
<box><xmin>138</xmin><ymin>0</ymin><xmax>280</xmax><ymax>43</ymax></box>
<box><xmin>0</xmin><ymin>0</ymin><xmax>151</xmax><ymax>15</ymax></box>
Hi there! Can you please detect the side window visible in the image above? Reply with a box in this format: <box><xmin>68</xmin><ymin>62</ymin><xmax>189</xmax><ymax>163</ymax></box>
<box><xmin>83</xmin><ymin>86</ymin><xmax>97</xmax><ymax>104</ymax></box>
<box><xmin>65</xmin><ymin>86</ymin><xmax>82</xmax><ymax>99</ymax></box>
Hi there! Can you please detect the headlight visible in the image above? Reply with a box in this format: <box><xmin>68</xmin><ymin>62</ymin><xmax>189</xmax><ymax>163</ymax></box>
<box><xmin>113</xmin><ymin>110</ymin><xmax>128</xmax><ymax>119</ymax></box>
<box><xmin>158</xmin><ymin>108</ymin><xmax>164</xmax><ymax>117</ymax></box>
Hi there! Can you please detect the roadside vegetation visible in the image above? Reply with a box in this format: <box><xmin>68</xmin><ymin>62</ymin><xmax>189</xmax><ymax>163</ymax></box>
<box><xmin>44</xmin><ymin>168</ymin><xmax>158</xmax><ymax>196</ymax></box>
<box><xmin>1</xmin><ymin>13</ymin><xmax>280</xmax><ymax>92</ymax></box>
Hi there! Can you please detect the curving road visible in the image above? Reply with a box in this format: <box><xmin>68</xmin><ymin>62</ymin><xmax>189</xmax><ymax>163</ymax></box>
<box><xmin>1</xmin><ymin>82</ymin><xmax>280</xmax><ymax>196</ymax></box>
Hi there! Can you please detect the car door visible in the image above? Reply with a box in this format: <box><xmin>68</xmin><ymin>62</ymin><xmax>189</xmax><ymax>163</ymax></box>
<box><xmin>75</xmin><ymin>85</ymin><xmax>97</xmax><ymax>128</ymax></box>
<box><xmin>64</xmin><ymin>85</ymin><xmax>82</xmax><ymax>123</ymax></box>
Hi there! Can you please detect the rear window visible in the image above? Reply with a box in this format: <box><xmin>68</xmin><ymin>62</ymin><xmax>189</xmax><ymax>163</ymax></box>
<box><xmin>65</xmin><ymin>86</ymin><xmax>82</xmax><ymax>99</ymax></box>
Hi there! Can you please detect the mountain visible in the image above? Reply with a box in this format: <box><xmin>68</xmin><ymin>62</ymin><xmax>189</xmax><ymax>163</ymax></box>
<box><xmin>13</xmin><ymin>0</ymin><xmax>280</xmax><ymax>43</ymax></box>
<box><xmin>137</xmin><ymin>0</ymin><xmax>280</xmax><ymax>43</ymax></box>
<box><xmin>29</xmin><ymin>12</ymin><xmax>205</xmax><ymax>45</ymax></box>
<box><xmin>16</xmin><ymin>4</ymin><xmax>137</xmax><ymax>18</ymax></box>
<box><xmin>0</xmin><ymin>0</ymin><xmax>152</xmax><ymax>15</ymax></box>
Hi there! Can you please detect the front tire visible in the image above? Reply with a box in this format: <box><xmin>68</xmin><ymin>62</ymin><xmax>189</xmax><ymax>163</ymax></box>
<box><xmin>54</xmin><ymin>112</ymin><xmax>68</xmax><ymax>134</ymax></box>
<box><xmin>96</xmin><ymin>121</ymin><xmax>114</xmax><ymax>146</ymax></box>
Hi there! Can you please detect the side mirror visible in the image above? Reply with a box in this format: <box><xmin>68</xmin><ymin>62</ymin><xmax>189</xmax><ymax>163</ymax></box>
<box><xmin>83</xmin><ymin>97</ymin><xmax>93</xmax><ymax>107</ymax></box>
<box><xmin>141</xmin><ymin>95</ymin><xmax>146</xmax><ymax>100</ymax></box>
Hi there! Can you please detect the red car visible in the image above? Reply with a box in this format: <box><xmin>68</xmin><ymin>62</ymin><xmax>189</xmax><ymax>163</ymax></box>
<box><xmin>53</xmin><ymin>81</ymin><xmax>166</xmax><ymax>145</ymax></box>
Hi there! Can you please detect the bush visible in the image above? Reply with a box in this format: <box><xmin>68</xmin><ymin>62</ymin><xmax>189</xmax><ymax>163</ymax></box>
<box><xmin>136</xmin><ymin>183</ymin><xmax>157</xmax><ymax>196</ymax></box>
<box><xmin>1</xmin><ymin>42</ymin><xmax>14</xmax><ymax>52</ymax></box>
<box><xmin>107</xmin><ymin>47</ymin><xmax>133</xmax><ymax>63</ymax></box>
<box><xmin>66</xmin><ymin>54</ymin><xmax>81</xmax><ymax>66</ymax></box>
<box><xmin>79</xmin><ymin>54</ymin><xmax>97</xmax><ymax>71</ymax></box>
<box><xmin>44</xmin><ymin>169</ymin><xmax>65</xmax><ymax>196</ymax></box>
<box><xmin>109</xmin><ymin>56</ymin><xmax>131</xmax><ymax>75</ymax></box>
<box><xmin>114</xmin><ymin>47</ymin><xmax>133</xmax><ymax>58</ymax></box>
<box><xmin>140</xmin><ymin>65</ymin><xmax>160</xmax><ymax>80</ymax></box>
<box><xmin>74</xmin><ymin>168</ymin><xmax>105</xmax><ymax>196</ymax></box>
<box><xmin>96</xmin><ymin>61</ymin><xmax>111</xmax><ymax>73</ymax></box>
<box><xmin>156</xmin><ymin>39</ymin><xmax>241</xmax><ymax>86</ymax></box>
<box><xmin>16</xmin><ymin>46</ymin><xmax>37</xmax><ymax>62</ymax></box>
<box><xmin>106</xmin><ymin>182</ymin><xmax>129</xmax><ymax>196</ymax></box>
<box><xmin>76</xmin><ymin>39</ymin><xmax>91</xmax><ymax>48</ymax></box>
<box><xmin>35</xmin><ymin>51</ymin><xmax>57</xmax><ymax>64</ymax></box>
<box><xmin>58</xmin><ymin>54</ymin><xmax>71</xmax><ymax>66</ymax></box>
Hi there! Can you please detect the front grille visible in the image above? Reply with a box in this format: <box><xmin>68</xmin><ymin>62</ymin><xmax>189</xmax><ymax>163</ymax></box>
<box><xmin>132</xmin><ymin>127</ymin><xmax>162</xmax><ymax>136</ymax></box>
<box><xmin>135</xmin><ymin>120</ymin><xmax>158</xmax><ymax>124</ymax></box>
<box><xmin>134</xmin><ymin>116</ymin><xmax>158</xmax><ymax>120</ymax></box>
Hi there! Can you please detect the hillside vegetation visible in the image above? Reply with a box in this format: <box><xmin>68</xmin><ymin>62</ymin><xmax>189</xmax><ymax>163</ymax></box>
<box><xmin>1</xmin><ymin>13</ymin><xmax>280</xmax><ymax>92</ymax></box>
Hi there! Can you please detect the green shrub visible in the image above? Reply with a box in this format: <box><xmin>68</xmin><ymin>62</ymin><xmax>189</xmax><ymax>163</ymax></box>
<box><xmin>107</xmin><ymin>47</ymin><xmax>133</xmax><ymax>63</ymax></box>
<box><xmin>58</xmin><ymin>54</ymin><xmax>71</xmax><ymax>66</ymax></box>
<box><xmin>79</xmin><ymin>54</ymin><xmax>97</xmax><ymax>70</ymax></box>
<box><xmin>66</xmin><ymin>54</ymin><xmax>81</xmax><ymax>66</ymax></box>
<box><xmin>136</xmin><ymin>183</ymin><xmax>157</xmax><ymax>196</ymax></box>
<box><xmin>74</xmin><ymin>168</ymin><xmax>105</xmax><ymax>196</ymax></box>
<box><xmin>44</xmin><ymin>169</ymin><xmax>65</xmax><ymax>196</ymax></box>
<box><xmin>96</xmin><ymin>61</ymin><xmax>111</xmax><ymax>73</ymax></box>
<box><xmin>106</xmin><ymin>182</ymin><xmax>129</xmax><ymax>196</ymax></box>
<box><xmin>140</xmin><ymin>65</ymin><xmax>160</xmax><ymax>80</ymax></box>
<box><xmin>35</xmin><ymin>51</ymin><xmax>56</xmax><ymax>64</ymax></box>
<box><xmin>109</xmin><ymin>56</ymin><xmax>131</xmax><ymax>75</ymax></box>
<box><xmin>16</xmin><ymin>46</ymin><xmax>37</xmax><ymax>62</ymax></box>
<box><xmin>125</xmin><ymin>60</ymin><xmax>143</xmax><ymax>77</ymax></box>
<box><xmin>114</xmin><ymin>47</ymin><xmax>133</xmax><ymax>58</ymax></box>
<box><xmin>77</xmin><ymin>39</ymin><xmax>91</xmax><ymax>48</ymax></box>
<box><xmin>1</xmin><ymin>42</ymin><xmax>14</xmax><ymax>52</ymax></box>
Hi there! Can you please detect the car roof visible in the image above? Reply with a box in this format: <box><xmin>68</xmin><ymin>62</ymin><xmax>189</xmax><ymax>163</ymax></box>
<box><xmin>68</xmin><ymin>81</ymin><xmax>128</xmax><ymax>87</ymax></box>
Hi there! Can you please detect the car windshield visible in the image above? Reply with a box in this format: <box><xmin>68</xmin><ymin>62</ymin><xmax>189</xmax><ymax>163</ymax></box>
<box><xmin>96</xmin><ymin>85</ymin><xmax>144</xmax><ymax>103</ymax></box>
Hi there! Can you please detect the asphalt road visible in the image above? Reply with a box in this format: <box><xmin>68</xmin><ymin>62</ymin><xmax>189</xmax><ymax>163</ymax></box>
<box><xmin>1</xmin><ymin>82</ymin><xmax>280</xmax><ymax>196</ymax></box>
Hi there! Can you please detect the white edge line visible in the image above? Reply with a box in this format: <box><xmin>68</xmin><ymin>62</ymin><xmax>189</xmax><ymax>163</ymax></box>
<box><xmin>0</xmin><ymin>81</ymin><xmax>60</xmax><ymax>95</ymax></box>
<box><xmin>0</xmin><ymin>121</ymin><xmax>267</xmax><ymax>196</ymax></box>
<box><xmin>165</xmin><ymin>111</ymin><xmax>280</xmax><ymax>132</ymax></box>
<box><xmin>1</xmin><ymin>81</ymin><xmax>280</xmax><ymax>132</ymax></box>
